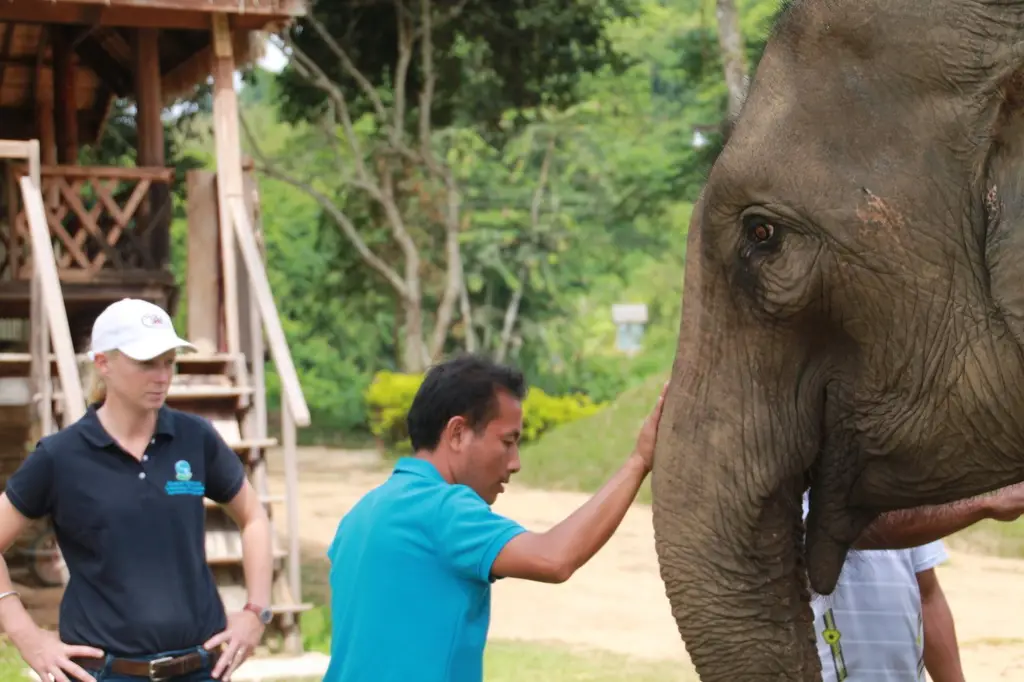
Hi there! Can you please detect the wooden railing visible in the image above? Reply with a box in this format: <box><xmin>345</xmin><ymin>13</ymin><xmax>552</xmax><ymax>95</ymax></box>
<box><xmin>227</xmin><ymin>196</ymin><xmax>310</xmax><ymax>605</ymax></box>
<box><xmin>4</xmin><ymin>164</ymin><xmax>174</xmax><ymax>282</ymax></box>
<box><xmin>0</xmin><ymin>141</ymin><xmax>86</xmax><ymax>434</ymax></box>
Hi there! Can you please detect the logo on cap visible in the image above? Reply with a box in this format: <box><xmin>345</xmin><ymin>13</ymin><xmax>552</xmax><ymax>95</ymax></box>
<box><xmin>141</xmin><ymin>313</ymin><xmax>166</xmax><ymax>328</ymax></box>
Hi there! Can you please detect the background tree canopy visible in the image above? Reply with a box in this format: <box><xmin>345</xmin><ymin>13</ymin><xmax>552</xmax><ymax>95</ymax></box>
<box><xmin>152</xmin><ymin>0</ymin><xmax>781</xmax><ymax>440</ymax></box>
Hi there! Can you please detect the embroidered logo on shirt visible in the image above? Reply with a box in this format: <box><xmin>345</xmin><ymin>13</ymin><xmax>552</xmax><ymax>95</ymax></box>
<box><xmin>165</xmin><ymin>460</ymin><xmax>205</xmax><ymax>496</ymax></box>
<box><xmin>174</xmin><ymin>460</ymin><xmax>193</xmax><ymax>481</ymax></box>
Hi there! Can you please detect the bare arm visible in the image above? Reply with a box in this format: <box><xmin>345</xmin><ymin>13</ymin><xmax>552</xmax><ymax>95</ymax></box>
<box><xmin>854</xmin><ymin>481</ymin><xmax>1024</xmax><ymax>550</ymax></box>
<box><xmin>854</xmin><ymin>497</ymin><xmax>991</xmax><ymax>550</ymax></box>
<box><xmin>491</xmin><ymin>454</ymin><xmax>648</xmax><ymax>583</ymax></box>
<box><xmin>0</xmin><ymin>494</ymin><xmax>40</xmax><ymax>639</ymax></box>
<box><xmin>491</xmin><ymin>383</ymin><xmax>667</xmax><ymax>583</ymax></box>
<box><xmin>0</xmin><ymin>494</ymin><xmax>103</xmax><ymax>682</ymax></box>
<box><xmin>221</xmin><ymin>479</ymin><xmax>274</xmax><ymax>610</ymax></box>
<box><xmin>918</xmin><ymin>568</ymin><xmax>966</xmax><ymax>682</ymax></box>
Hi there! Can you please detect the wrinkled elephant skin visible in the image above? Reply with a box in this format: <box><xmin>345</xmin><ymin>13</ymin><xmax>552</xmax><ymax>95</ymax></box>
<box><xmin>651</xmin><ymin>2</ymin><xmax>1024</xmax><ymax>680</ymax></box>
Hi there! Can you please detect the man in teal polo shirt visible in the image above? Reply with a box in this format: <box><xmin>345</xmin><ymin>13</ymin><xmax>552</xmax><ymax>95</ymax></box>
<box><xmin>323</xmin><ymin>354</ymin><xmax>668</xmax><ymax>682</ymax></box>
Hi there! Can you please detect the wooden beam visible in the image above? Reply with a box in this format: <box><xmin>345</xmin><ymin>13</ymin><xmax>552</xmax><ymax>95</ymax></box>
<box><xmin>44</xmin><ymin>0</ymin><xmax>306</xmax><ymax>16</ymax></box>
<box><xmin>186</xmin><ymin>170</ymin><xmax>220</xmax><ymax>355</ymax></box>
<box><xmin>0</xmin><ymin>141</ymin><xmax>33</xmax><ymax>160</ymax></box>
<box><xmin>0</xmin><ymin>2</ymin><xmax>304</xmax><ymax>30</ymax></box>
<box><xmin>51</xmin><ymin>27</ymin><xmax>78</xmax><ymax>165</ymax></box>
<box><xmin>210</xmin><ymin>13</ymin><xmax>241</xmax><ymax>361</ymax></box>
<box><xmin>18</xmin><ymin>174</ymin><xmax>87</xmax><ymax>424</ymax></box>
<box><xmin>0</xmin><ymin>23</ymin><xmax>15</xmax><ymax>96</ymax></box>
<box><xmin>39</xmin><ymin>166</ymin><xmax>174</xmax><ymax>182</ymax></box>
<box><xmin>227</xmin><ymin>197</ymin><xmax>310</xmax><ymax>428</ymax></box>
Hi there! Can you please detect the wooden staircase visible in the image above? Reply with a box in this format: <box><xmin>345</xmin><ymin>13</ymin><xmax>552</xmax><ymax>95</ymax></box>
<box><xmin>0</xmin><ymin>350</ymin><xmax>311</xmax><ymax>650</ymax></box>
<box><xmin>0</xmin><ymin>141</ymin><xmax>313</xmax><ymax>653</ymax></box>
<box><xmin>169</xmin><ymin>352</ymin><xmax>311</xmax><ymax>651</ymax></box>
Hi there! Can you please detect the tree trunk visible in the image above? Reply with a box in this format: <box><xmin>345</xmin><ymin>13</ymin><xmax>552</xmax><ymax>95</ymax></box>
<box><xmin>715</xmin><ymin>0</ymin><xmax>749</xmax><ymax>123</ymax></box>
<box><xmin>401</xmin><ymin>281</ymin><xmax>427</xmax><ymax>373</ymax></box>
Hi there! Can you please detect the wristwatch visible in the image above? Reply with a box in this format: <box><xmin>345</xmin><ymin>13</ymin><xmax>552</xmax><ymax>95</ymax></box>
<box><xmin>243</xmin><ymin>602</ymin><xmax>273</xmax><ymax>625</ymax></box>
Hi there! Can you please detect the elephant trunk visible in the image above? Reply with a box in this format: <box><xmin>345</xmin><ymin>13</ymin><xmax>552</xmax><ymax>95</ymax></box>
<box><xmin>652</xmin><ymin>220</ymin><xmax>823</xmax><ymax>680</ymax></box>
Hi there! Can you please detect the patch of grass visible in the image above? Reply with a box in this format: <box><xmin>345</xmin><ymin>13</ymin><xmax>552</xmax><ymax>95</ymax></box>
<box><xmin>517</xmin><ymin>374</ymin><xmax>668</xmax><ymax>504</ymax></box>
<box><xmin>295</xmin><ymin>607</ymin><xmax>696</xmax><ymax>681</ymax></box>
<box><xmin>299</xmin><ymin>605</ymin><xmax>332</xmax><ymax>654</ymax></box>
<box><xmin>484</xmin><ymin>639</ymin><xmax>696</xmax><ymax>681</ymax></box>
<box><xmin>0</xmin><ymin>637</ymin><xmax>24</xmax><ymax>680</ymax></box>
<box><xmin>946</xmin><ymin>518</ymin><xmax>1024</xmax><ymax>559</ymax></box>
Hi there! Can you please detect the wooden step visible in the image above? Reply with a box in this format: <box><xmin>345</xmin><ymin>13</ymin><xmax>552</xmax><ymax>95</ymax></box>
<box><xmin>228</xmin><ymin>437</ymin><xmax>278</xmax><ymax>451</ymax></box>
<box><xmin>174</xmin><ymin>353</ymin><xmax>243</xmax><ymax>372</ymax></box>
<box><xmin>0</xmin><ymin>353</ymin><xmax>244</xmax><ymax>380</ymax></box>
<box><xmin>204</xmin><ymin>493</ymin><xmax>283</xmax><ymax>509</ymax></box>
<box><xmin>205</xmin><ymin>528</ymin><xmax>287</xmax><ymax>565</ymax></box>
<box><xmin>167</xmin><ymin>385</ymin><xmax>252</xmax><ymax>399</ymax></box>
<box><xmin>214</xmin><ymin>580</ymin><xmax>315</xmax><ymax>617</ymax></box>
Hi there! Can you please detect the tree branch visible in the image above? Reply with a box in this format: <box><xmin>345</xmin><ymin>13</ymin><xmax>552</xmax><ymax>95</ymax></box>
<box><xmin>532</xmin><ymin>136</ymin><xmax>557</xmax><ymax>227</ymax></box>
<box><xmin>304</xmin><ymin>13</ymin><xmax>389</xmax><ymax>125</ymax></box>
<box><xmin>420</xmin><ymin>0</ymin><xmax>466</xmax><ymax>360</ymax></box>
<box><xmin>239</xmin><ymin>111</ymin><xmax>410</xmax><ymax>298</ymax></box>
<box><xmin>280</xmin><ymin>33</ymin><xmax>380</xmax><ymax>198</ymax></box>
<box><xmin>495</xmin><ymin>135</ymin><xmax>557</xmax><ymax>362</ymax></box>
<box><xmin>280</xmin><ymin>26</ymin><xmax>422</xmax><ymax>291</ymax></box>
<box><xmin>496</xmin><ymin>266</ymin><xmax>527</xmax><ymax>363</ymax></box>
<box><xmin>392</xmin><ymin>0</ymin><xmax>415</xmax><ymax>144</ymax></box>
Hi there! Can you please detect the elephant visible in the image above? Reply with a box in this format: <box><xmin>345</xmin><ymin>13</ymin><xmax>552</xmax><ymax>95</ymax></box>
<box><xmin>651</xmin><ymin>0</ymin><xmax>1024</xmax><ymax>680</ymax></box>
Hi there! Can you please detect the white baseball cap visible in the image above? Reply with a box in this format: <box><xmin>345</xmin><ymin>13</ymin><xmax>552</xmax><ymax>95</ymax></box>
<box><xmin>88</xmin><ymin>298</ymin><xmax>197</xmax><ymax>361</ymax></box>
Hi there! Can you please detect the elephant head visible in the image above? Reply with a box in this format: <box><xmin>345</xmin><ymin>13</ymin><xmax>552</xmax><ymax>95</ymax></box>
<box><xmin>652</xmin><ymin>1</ymin><xmax>1024</xmax><ymax>679</ymax></box>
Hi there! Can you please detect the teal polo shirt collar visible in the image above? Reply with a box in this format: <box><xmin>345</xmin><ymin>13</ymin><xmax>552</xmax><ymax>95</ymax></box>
<box><xmin>394</xmin><ymin>456</ymin><xmax>446</xmax><ymax>482</ymax></box>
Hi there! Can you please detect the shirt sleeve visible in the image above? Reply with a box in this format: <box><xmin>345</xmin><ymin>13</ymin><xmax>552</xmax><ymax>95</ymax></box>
<box><xmin>911</xmin><ymin>539</ymin><xmax>949</xmax><ymax>573</ymax></box>
<box><xmin>433</xmin><ymin>485</ymin><xmax>528</xmax><ymax>583</ymax></box>
<box><xmin>5</xmin><ymin>442</ymin><xmax>55</xmax><ymax>519</ymax></box>
<box><xmin>202</xmin><ymin>420</ymin><xmax>247</xmax><ymax>504</ymax></box>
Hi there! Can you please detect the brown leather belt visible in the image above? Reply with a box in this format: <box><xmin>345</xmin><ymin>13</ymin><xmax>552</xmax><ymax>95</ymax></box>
<box><xmin>74</xmin><ymin>650</ymin><xmax>220</xmax><ymax>680</ymax></box>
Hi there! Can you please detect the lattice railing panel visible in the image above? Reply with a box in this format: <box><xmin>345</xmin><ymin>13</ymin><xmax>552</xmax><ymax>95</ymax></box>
<box><xmin>2</xmin><ymin>165</ymin><xmax>173</xmax><ymax>281</ymax></box>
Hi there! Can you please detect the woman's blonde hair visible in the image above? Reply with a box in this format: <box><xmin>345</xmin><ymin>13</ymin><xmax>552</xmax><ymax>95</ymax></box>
<box><xmin>85</xmin><ymin>349</ymin><xmax>118</xmax><ymax>405</ymax></box>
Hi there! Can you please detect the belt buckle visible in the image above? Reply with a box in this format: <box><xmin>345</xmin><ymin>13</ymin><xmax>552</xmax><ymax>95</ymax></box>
<box><xmin>148</xmin><ymin>656</ymin><xmax>174</xmax><ymax>682</ymax></box>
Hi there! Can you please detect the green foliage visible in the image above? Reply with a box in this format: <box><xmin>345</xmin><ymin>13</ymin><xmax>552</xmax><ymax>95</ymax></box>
<box><xmin>165</xmin><ymin>0</ymin><xmax>790</xmax><ymax>436</ymax></box>
<box><xmin>276</xmin><ymin>0</ymin><xmax>638</xmax><ymax>137</ymax></box>
<box><xmin>363</xmin><ymin>371</ymin><xmax>424</xmax><ymax>448</ymax></box>
<box><xmin>297</xmin><ymin>605</ymin><xmax>698</xmax><ymax>681</ymax></box>
<box><xmin>364</xmin><ymin>370</ymin><xmax>604</xmax><ymax>454</ymax></box>
<box><xmin>517</xmin><ymin>373</ymin><xmax>670</xmax><ymax>503</ymax></box>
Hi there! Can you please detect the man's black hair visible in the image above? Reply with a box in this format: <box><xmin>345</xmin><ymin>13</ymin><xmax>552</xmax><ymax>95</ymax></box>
<box><xmin>407</xmin><ymin>354</ymin><xmax>527</xmax><ymax>452</ymax></box>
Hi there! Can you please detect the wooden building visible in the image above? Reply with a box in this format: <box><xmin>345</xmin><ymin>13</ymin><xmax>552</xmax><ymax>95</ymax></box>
<box><xmin>0</xmin><ymin>0</ymin><xmax>312</xmax><ymax>652</ymax></box>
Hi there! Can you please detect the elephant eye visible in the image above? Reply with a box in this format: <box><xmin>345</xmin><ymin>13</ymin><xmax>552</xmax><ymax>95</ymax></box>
<box><xmin>749</xmin><ymin>221</ymin><xmax>775</xmax><ymax>243</ymax></box>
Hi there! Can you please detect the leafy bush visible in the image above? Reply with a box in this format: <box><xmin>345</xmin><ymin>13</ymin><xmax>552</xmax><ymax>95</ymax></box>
<box><xmin>365</xmin><ymin>370</ymin><xmax>604</xmax><ymax>454</ymax></box>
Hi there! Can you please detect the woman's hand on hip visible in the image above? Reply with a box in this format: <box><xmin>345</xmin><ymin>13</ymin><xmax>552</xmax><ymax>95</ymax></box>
<box><xmin>203</xmin><ymin>610</ymin><xmax>265</xmax><ymax>680</ymax></box>
<box><xmin>13</xmin><ymin>626</ymin><xmax>103</xmax><ymax>682</ymax></box>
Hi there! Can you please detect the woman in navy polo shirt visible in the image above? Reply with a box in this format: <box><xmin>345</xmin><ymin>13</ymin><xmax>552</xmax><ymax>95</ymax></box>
<box><xmin>0</xmin><ymin>298</ymin><xmax>275</xmax><ymax>682</ymax></box>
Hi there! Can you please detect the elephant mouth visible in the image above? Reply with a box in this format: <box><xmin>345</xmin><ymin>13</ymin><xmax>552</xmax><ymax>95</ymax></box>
<box><xmin>801</xmin><ymin>460</ymin><xmax>872</xmax><ymax>596</ymax></box>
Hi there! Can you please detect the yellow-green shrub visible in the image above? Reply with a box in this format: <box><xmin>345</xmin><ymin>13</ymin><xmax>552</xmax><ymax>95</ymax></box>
<box><xmin>364</xmin><ymin>370</ymin><xmax>604</xmax><ymax>454</ymax></box>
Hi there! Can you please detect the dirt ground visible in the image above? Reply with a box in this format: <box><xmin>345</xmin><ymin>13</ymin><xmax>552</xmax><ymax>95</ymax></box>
<box><xmin>265</xmin><ymin>446</ymin><xmax>1024</xmax><ymax>679</ymax></box>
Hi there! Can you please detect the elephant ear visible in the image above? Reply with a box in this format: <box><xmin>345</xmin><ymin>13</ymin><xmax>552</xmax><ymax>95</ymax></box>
<box><xmin>984</xmin><ymin>67</ymin><xmax>1024</xmax><ymax>346</ymax></box>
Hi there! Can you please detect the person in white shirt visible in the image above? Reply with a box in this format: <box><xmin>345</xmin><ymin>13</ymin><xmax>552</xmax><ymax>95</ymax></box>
<box><xmin>803</xmin><ymin>483</ymin><xmax>1024</xmax><ymax>681</ymax></box>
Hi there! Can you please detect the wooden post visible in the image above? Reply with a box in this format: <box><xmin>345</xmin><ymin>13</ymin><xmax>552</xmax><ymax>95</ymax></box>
<box><xmin>134</xmin><ymin>27</ymin><xmax>169</xmax><ymax>268</ymax></box>
<box><xmin>210</xmin><ymin>14</ymin><xmax>242</xmax><ymax>360</ymax></box>
<box><xmin>186</xmin><ymin>171</ymin><xmax>220</xmax><ymax>355</ymax></box>
<box><xmin>25</xmin><ymin>144</ymin><xmax>51</xmax><ymax>436</ymax></box>
<box><xmin>51</xmin><ymin>27</ymin><xmax>78</xmax><ymax>165</ymax></box>
<box><xmin>282</xmin><ymin>400</ymin><xmax>300</xmax><ymax>615</ymax></box>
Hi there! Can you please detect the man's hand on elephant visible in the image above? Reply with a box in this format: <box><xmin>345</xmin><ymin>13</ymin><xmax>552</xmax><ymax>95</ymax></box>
<box><xmin>632</xmin><ymin>382</ymin><xmax>669</xmax><ymax>473</ymax></box>
<box><xmin>981</xmin><ymin>481</ymin><xmax>1024</xmax><ymax>522</ymax></box>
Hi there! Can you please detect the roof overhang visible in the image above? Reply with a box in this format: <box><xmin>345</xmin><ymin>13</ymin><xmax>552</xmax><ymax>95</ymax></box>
<box><xmin>0</xmin><ymin>0</ymin><xmax>306</xmax><ymax>32</ymax></box>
